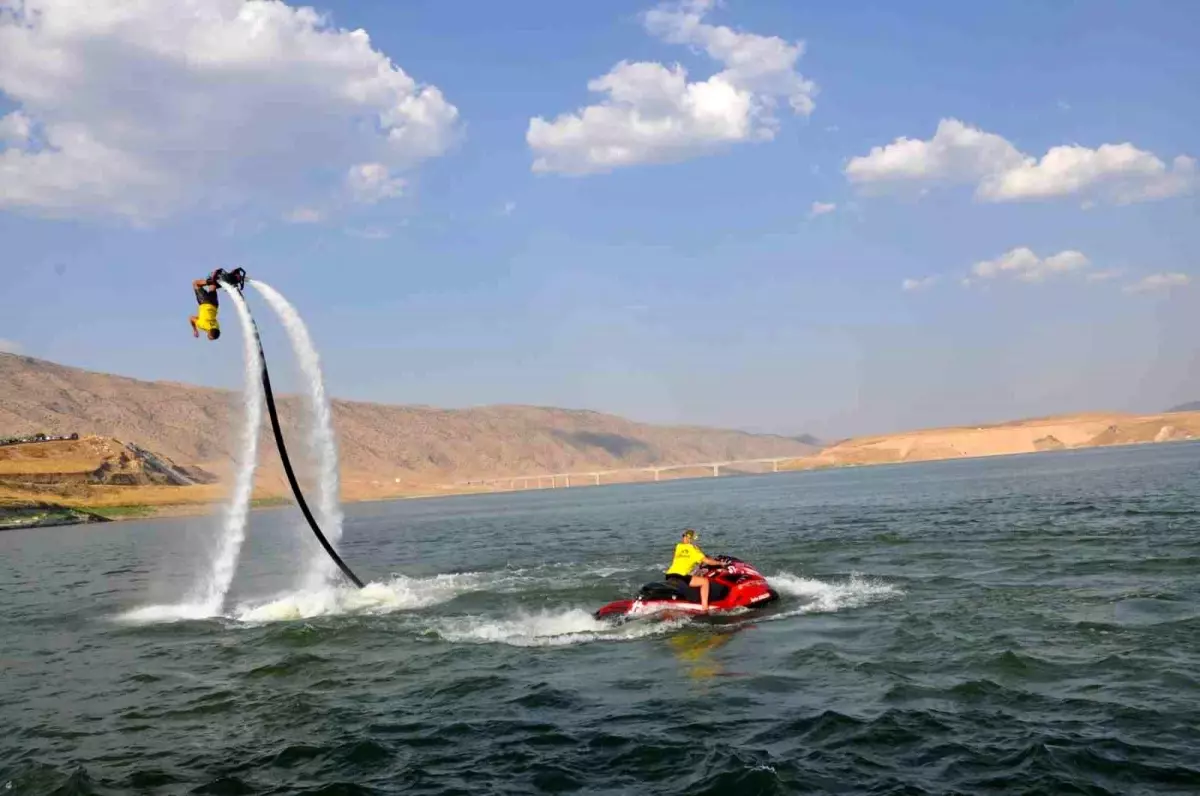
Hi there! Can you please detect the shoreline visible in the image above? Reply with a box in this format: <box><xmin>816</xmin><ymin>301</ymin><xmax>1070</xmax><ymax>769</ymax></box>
<box><xmin>4</xmin><ymin>436</ymin><xmax>1197</xmax><ymax>530</ymax></box>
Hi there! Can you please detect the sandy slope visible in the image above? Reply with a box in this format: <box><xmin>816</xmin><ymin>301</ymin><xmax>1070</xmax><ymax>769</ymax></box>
<box><xmin>4</xmin><ymin>353</ymin><xmax>1197</xmax><ymax>519</ymax></box>
<box><xmin>782</xmin><ymin>412</ymin><xmax>1200</xmax><ymax>470</ymax></box>
<box><xmin>0</xmin><ymin>352</ymin><xmax>816</xmax><ymax>511</ymax></box>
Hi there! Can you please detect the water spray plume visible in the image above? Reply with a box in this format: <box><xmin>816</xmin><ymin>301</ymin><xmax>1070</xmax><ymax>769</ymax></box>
<box><xmin>192</xmin><ymin>284</ymin><xmax>264</xmax><ymax>614</ymax></box>
<box><xmin>249</xmin><ymin>280</ymin><xmax>344</xmax><ymax>590</ymax></box>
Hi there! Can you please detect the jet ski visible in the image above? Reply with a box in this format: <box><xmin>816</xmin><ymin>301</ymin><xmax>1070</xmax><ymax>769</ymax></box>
<box><xmin>594</xmin><ymin>556</ymin><xmax>779</xmax><ymax>621</ymax></box>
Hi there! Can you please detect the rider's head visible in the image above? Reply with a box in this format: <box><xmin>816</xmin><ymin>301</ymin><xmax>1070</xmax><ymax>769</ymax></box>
<box><xmin>208</xmin><ymin>328</ymin><xmax>221</xmax><ymax>341</ymax></box>
<box><xmin>682</xmin><ymin>528</ymin><xmax>697</xmax><ymax>542</ymax></box>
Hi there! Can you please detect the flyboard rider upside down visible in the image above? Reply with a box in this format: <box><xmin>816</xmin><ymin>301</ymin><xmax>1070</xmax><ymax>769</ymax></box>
<box><xmin>189</xmin><ymin>268</ymin><xmax>246</xmax><ymax>341</ymax></box>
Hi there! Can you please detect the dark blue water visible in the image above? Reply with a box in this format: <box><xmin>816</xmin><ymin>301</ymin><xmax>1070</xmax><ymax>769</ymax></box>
<box><xmin>2</xmin><ymin>443</ymin><xmax>1199</xmax><ymax>794</ymax></box>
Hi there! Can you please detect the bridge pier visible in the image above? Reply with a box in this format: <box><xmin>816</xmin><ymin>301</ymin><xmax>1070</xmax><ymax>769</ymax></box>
<box><xmin>592</xmin><ymin>473</ymin><xmax>600</xmax><ymax>486</ymax></box>
<box><xmin>712</xmin><ymin>464</ymin><xmax>719</xmax><ymax>477</ymax></box>
<box><xmin>653</xmin><ymin>469</ymin><xmax>660</xmax><ymax>482</ymax></box>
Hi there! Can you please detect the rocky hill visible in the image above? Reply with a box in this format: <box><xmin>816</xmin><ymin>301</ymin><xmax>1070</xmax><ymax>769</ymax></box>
<box><xmin>0</xmin><ymin>353</ymin><xmax>818</xmax><ymax>498</ymax></box>
<box><xmin>0</xmin><ymin>436</ymin><xmax>214</xmax><ymax>488</ymax></box>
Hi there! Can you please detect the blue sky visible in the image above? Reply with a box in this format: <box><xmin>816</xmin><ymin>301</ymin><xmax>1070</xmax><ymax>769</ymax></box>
<box><xmin>1</xmin><ymin>0</ymin><xmax>1197</xmax><ymax>438</ymax></box>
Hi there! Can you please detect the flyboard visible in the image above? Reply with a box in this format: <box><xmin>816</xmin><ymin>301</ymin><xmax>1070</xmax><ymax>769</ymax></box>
<box><xmin>214</xmin><ymin>268</ymin><xmax>365</xmax><ymax>589</ymax></box>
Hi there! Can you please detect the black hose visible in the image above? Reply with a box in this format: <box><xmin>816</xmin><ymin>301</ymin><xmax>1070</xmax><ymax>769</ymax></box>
<box><xmin>247</xmin><ymin>312</ymin><xmax>365</xmax><ymax>589</ymax></box>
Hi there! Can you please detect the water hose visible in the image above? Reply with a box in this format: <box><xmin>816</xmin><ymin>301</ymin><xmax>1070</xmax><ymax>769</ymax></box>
<box><xmin>244</xmin><ymin>308</ymin><xmax>365</xmax><ymax>589</ymax></box>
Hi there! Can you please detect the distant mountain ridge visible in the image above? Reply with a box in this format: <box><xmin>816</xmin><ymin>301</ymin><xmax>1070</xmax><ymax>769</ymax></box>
<box><xmin>0</xmin><ymin>353</ymin><xmax>819</xmax><ymax>494</ymax></box>
<box><xmin>1167</xmin><ymin>401</ymin><xmax>1200</xmax><ymax>413</ymax></box>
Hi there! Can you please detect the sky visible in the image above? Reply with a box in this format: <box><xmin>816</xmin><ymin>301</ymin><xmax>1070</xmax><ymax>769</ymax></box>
<box><xmin>1</xmin><ymin>0</ymin><xmax>1198</xmax><ymax>439</ymax></box>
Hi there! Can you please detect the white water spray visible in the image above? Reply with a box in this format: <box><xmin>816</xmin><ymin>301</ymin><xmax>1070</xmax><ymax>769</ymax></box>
<box><xmin>249</xmin><ymin>280</ymin><xmax>344</xmax><ymax>590</ymax></box>
<box><xmin>191</xmin><ymin>285</ymin><xmax>265</xmax><ymax>613</ymax></box>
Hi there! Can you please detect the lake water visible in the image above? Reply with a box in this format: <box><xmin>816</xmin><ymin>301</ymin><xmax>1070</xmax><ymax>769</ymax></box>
<box><xmin>2</xmin><ymin>443</ymin><xmax>1199</xmax><ymax>794</ymax></box>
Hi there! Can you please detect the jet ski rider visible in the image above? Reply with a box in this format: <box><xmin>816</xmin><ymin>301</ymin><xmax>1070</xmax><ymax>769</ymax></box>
<box><xmin>664</xmin><ymin>528</ymin><xmax>721</xmax><ymax>611</ymax></box>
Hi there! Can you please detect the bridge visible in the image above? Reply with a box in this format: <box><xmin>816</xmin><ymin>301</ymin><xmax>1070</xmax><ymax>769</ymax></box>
<box><xmin>459</xmin><ymin>457</ymin><xmax>795</xmax><ymax>491</ymax></box>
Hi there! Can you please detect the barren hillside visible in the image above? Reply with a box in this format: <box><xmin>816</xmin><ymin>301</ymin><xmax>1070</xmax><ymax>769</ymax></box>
<box><xmin>781</xmin><ymin>411</ymin><xmax>1200</xmax><ymax>470</ymax></box>
<box><xmin>0</xmin><ymin>353</ymin><xmax>817</xmax><ymax>496</ymax></box>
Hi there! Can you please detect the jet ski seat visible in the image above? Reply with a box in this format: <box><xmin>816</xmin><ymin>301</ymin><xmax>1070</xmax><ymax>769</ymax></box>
<box><xmin>638</xmin><ymin>579</ymin><xmax>731</xmax><ymax>603</ymax></box>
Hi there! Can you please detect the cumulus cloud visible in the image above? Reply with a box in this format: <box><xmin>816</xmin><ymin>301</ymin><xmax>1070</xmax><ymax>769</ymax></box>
<box><xmin>0</xmin><ymin>0</ymin><xmax>459</xmax><ymax>223</ymax></box>
<box><xmin>0</xmin><ymin>109</ymin><xmax>31</xmax><ymax>144</ymax></box>
<box><xmin>970</xmin><ymin>247</ymin><xmax>1090</xmax><ymax>283</ymax></box>
<box><xmin>808</xmin><ymin>201</ymin><xmax>836</xmax><ymax>218</ymax></box>
<box><xmin>1085</xmin><ymin>269</ymin><xmax>1122</xmax><ymax>283</ymax></box>
<box><xmin>345</xmin><ymin>163</ymin><xmax>405</xmax><ymax>204</ymax></box>
<box><xmin>527</xmin><ymin>0</ymin><xmax>816</xmax><ymax>175</ymax></box>
<box><xmin>1123</xmin><ymin>272</ymin><xmax>1191</xmax><ymax>294</ymax></box>
<box><xmin>845</xmin><ymin>118</ymin><xmax>1195</xmax><ymax>205</ymax></box>
<box><xmin>901</xmin><ymin>276</ymin><xmax>937</xmax><ymax>292</ymax></box>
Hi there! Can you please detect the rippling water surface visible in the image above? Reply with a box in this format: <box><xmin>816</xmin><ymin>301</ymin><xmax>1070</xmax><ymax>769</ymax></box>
<box><xmin>3</xmin><ymin>443</ymin><xmax>1199</xmax><ymax>794</ymax></box>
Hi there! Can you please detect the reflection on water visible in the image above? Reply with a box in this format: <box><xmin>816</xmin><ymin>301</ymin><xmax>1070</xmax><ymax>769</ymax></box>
<box><xmin>666</xmin><ymin>625</ymin><xmax>742</xmax><ymax>681</ymax></box>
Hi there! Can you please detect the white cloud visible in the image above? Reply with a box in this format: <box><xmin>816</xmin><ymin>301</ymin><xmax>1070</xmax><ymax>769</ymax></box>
<box><xmin>0</xmin><ymin>110</ymin><xmax>31</xmax><ymax>144</ymax></box>
<box><xmin>345</xmin><ymin>163</ymin><xmax>405</xmax><ymax>204</ymax></box>
<box><xmin>1085</xmin><ymin>268</ymin><xmax>1122</xmax><ymax>282</ymax></box>
<box><xmin>284</xmin><ymin>207</ymin><xmax>323</xmax><ymax>224</ymax></box>
<box><xmin>847</xmin><ymin>119</ymin><xmax>1023</xmax><ymax>187</ymax></box>
<box><xmin>0</xmin><ymin>337</ymin><xmax>21</xmax><ymax>353</ymax></box>
<box><xmin>845</xmin><ymin>118</ymin><xmax>1195</xmax><ymax>205</ymax></box>
<box><xmin>981</xmin><ymin>146</ymin><xmax>1196</xmax><ymax>204</ymax></box>
<box><xmin>808</xmin><ymin>201</ymin><xmax>836</xmax><ymax>218</ymax></box>
<box><xmin>0</xmin><ymin>0</ymin><xmax>459</xmax><ymax>223</ymax></box>
<box><xmin>527</xmin><ymin>0</ymin><xmax>816</xmax><ymax>175</ymax></box>
<box><xmin>971</xmin><ymin>247</ymin><xmax>1090</xmax><ymax>283</ymax></box>
<box><xmin>1123</xmin><ymin>272</ymin><xmax>1190</xmax><ymax>294</ymax></box>
<box><xmin>901</xmin><ymin>276</ymin><xmax>937</xmax><ymax>292</ymax></box>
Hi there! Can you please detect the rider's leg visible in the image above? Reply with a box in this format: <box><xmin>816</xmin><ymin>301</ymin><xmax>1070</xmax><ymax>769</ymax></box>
<box><xmin>690</xmin><ymin>576</ymin><xmax>710</xmax><ymax>610</ymax></box>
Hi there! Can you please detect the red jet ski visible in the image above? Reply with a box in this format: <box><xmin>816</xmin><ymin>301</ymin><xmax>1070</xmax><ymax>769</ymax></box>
<box><xmin>594</xmin><ymin>556</ymin><xmax>779</xmax><ymax>621</ymax></box>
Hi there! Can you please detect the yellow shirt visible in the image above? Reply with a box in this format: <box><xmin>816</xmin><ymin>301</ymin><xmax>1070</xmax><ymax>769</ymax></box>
<box><xmin>665</xmin><ymin>542</ymin><xmax>706</xmax><ymax>576</ymax></box>
<box><xmin>196</xmin><ymin>303</ymin><xmax>219</xmax><ymax>332</ymax></box>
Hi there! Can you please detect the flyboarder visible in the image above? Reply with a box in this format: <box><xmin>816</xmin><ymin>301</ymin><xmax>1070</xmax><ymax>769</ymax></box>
<box><xmin>188</xmin><ymin>268</ymin><xmax>245</xmax><ymax>341</ymax></box>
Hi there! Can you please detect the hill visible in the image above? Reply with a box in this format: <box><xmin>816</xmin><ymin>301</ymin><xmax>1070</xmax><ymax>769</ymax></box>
<box><xmin>780</xmin><ymin>411</ymin><xmax>1200</xmax><ymax>470</ymax></box>
<box><xmin>1167</xmin><ymin>401</ymin><xmax>1200</xmax><ymax>413</ymax></box>
<box><xmin>0</xmin><ymin>353</ymin><xmax>818</xmax><ymax>503</ymax></box>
